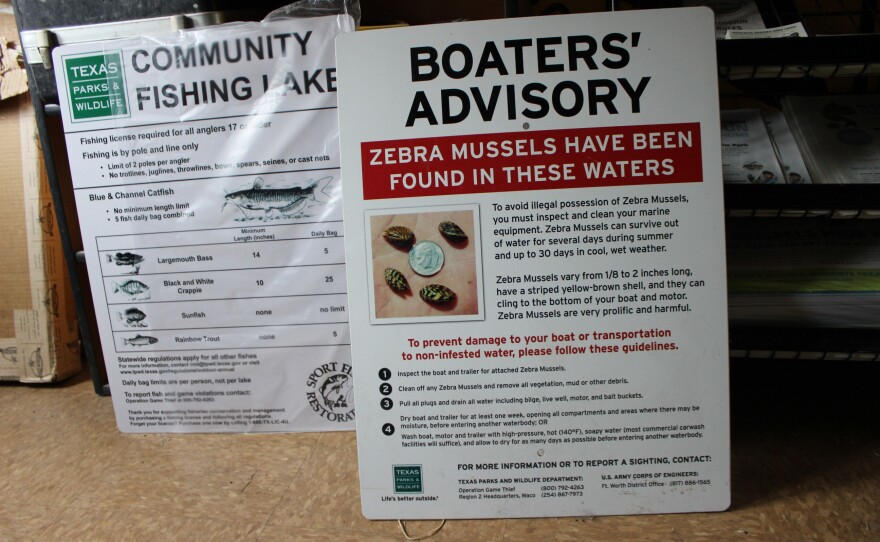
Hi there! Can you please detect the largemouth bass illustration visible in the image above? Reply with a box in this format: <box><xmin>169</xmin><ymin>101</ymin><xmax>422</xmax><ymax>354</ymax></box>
<box><xmin>222</xmin><ymin>176</ymin><xmax>333</xmax><ymax>220</ymax></box>
<box><xmin>105</xmin><ymin>252</ymin><xmax>144</xmax><ymax>274</ymax></box>
<box><xmin>123</xmin><ymin>334</ymin><xmax>158</xmax><ymax>347</ymax></box>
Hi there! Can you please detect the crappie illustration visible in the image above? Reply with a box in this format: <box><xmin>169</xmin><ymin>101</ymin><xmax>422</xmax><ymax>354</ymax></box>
<box><xmin>113</xmin><ymin>279</ymin><xmax>151</xmax><ymax>300</ymax></box>
<box><xmin>123</xmin><ymin>334</ymin><xmax>158</xmax><ymax>347</ymax></box>
<box><xmin>117</xmin><ymin>307</ymin><xmax>148</xmax><ymax>327</ymax></box>
<box><xmin>222</xmin><ymin>176</ymin><xmax>333</xmax><ymax>220</ymax></box>
<box><xmin>106</xmin><ymin>252</ymin><xmax>144</xmax><ymax>274</ymax></box>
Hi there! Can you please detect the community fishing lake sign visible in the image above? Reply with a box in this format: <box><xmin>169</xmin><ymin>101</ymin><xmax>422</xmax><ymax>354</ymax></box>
<box><xmin>54</xmin><ymin>14</ymin><xmax>356</xmax><ymax>432</ymax></box>
<box><xmin>336</xmin><ymin>8</ymin><xmax>730</xmax><ymax>518</ymax></box>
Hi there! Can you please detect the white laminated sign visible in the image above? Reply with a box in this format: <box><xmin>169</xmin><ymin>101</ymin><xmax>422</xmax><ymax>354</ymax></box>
<box><xmin>54</xmin><ymin>15</ymin><xmax>356</xmax><ymax>432</ymax></box>
<box><xmin>337</xmin><ymin>9</ymin><xmax>730</xmax><ymax>518</ymax></box>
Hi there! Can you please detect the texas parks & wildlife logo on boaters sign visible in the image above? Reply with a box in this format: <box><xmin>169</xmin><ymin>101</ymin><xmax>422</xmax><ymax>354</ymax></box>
<box><xmin>306</xmin><ymin>362</ymin><xmax>354</xmax><ymax>422</ymax></box>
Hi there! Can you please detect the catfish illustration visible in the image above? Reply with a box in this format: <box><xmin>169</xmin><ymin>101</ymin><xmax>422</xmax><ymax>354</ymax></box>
<box><xmin>222</xmin><ymin>176</ymin><xmax>333</xmax><ymax>220</ymax></box>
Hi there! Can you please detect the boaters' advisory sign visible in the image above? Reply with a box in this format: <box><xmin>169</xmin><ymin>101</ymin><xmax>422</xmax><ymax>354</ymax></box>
<box><xmin>54</xmin><ymin>14</ymin><xmax>355</xmax><ymax>432</ymax></box>
<box><xmin>337</xmin><ymin>8</ymin><xmax>730</xmax><ymax>518</ymax></box>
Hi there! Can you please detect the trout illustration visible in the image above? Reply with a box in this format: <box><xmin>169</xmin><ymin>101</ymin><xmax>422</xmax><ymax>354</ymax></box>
<box><xmin>123</xmin><ymin>334</ymin><xmax>158</xmax><ymax>347</ymax></box>
<box><xmin>222</xmin><ymin>176</ymin><xmax>333</xmax><ymax>220</ymax></box>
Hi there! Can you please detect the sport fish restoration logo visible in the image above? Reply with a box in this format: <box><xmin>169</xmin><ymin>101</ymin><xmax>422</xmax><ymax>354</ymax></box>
<box><xmin>62</xmin><ymin>51</ymin><xmax>129</xmax><ymax>122</ymax></box>
<box><xmin>306</xmin><ymin>362</ymin><xmax>355</xmax><ymax>422</ymax></box>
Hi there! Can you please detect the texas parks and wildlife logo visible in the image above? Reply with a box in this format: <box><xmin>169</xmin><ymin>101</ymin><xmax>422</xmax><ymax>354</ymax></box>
<box><xmin>62</xmin><ymin>50</ymin><xmax>130</xmax><ymax>122</ymax></box>
<box><xmin>306</xmin><ymin>362</ymin><xmax>354</xmax><ymax>422</ymax></box>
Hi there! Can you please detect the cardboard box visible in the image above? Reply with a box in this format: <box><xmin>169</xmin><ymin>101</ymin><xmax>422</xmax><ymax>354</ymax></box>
<box><xmin>0</xmin><ymin>8</ymin><xmax>80</xmax><ymax>382</ymax></box>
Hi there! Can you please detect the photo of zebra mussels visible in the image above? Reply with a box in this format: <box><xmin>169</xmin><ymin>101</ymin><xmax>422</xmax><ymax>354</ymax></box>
<box><xmin>369</xmin><ymin>208</ymin><xmax>480</xmax><ymax>320</ymax></box>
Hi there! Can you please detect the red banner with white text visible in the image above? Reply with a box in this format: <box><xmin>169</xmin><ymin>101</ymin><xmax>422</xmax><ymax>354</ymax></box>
<box><xmin>361</xmin><ymin>122</ymin><xmax>702</xmax><ymax>200</ymax></box>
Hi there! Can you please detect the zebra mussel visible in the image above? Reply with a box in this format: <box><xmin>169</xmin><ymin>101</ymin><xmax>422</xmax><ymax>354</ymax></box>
<box><xmin>383</xmin><ymin>225</ymin><xmax>415</xmax><ymax>247</ymax></box>
<box><xmin>419</xmin><ymin>284</ymin><xmax>456</xmax><ymax>305</ymax></box>
<box><xmin>384</xmin><ymin>268</ymin><xmax>410</xmax><ymax>293</ymax></box>
<box><xmin>438</xmin><ymin>221</ymin><xmax>468</xmax><ymax>242</ymax></box>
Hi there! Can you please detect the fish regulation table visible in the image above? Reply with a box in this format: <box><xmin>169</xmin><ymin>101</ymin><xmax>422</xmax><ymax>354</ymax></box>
<box><xmin>53</xmin><ymin>15</ymin><xmax>357</xmax><ymax>432</ymax></box>
<box><xmin>97</xmin><ymin>221</ymin><xmax>347</xmax><ymax>352</ymax></box>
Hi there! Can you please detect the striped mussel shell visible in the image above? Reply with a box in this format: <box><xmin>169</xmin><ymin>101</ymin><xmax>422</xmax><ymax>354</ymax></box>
<box><xmin>438</xmin><ymin>221</ymin><xmax>468</xmax><ymax>242</ymax></box>
<box><xmin>383</xmin><ymin>225</ymin><xmax>415</xmax><ymax>247</ymax></box>
<box><xmin>384</xmin><ymin>268</ymin><xmax>410</xmax><ymax>292</ymax></box>
<box><xmin>419</xmin><ymin>284</ymin><xmax>456</xmax><ymax>305</ymax></box>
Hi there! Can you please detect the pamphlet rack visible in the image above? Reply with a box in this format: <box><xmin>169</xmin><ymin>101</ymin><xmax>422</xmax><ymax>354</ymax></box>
<box><xmin>714</xmin><ymin>1</ymin><xmax>879</xmax><ymax>359</ymax></box>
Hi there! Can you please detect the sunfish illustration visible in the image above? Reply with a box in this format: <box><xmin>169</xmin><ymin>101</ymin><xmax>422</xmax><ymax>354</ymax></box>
<box><xmin>123</xmin><ymin>334</ymin><xmax>158</xmax><ymax>347</ymax></box>
<box><xmin>106</xmin><ymin>252</ymin><xmax>144</xmax><ymax>274</ymax></box>
<box><xmin>222</xmin><ymin>176</ymin><xmax>333</xmax><ymax>220</ymax></box>
<box><xmin>117</xmin><ymin>307</ymin><xmax>148</xmax><ymax>327</ymax></box>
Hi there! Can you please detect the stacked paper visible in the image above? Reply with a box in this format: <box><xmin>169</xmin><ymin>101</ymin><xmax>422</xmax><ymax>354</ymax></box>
<box><xmin>720</xmin><ymin>109</ymin><xmax>785</xmax><ymax>184</ymax></box>
<box><xmin>782</xmin><ymin>94</ymin><xmax>880</xmax><ymax>184</ymax></box>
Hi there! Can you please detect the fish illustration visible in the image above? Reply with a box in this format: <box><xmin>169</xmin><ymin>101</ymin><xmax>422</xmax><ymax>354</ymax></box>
<box><xmin>113</xmin><ymin>279</ymin><xmax>150</xmax><ymax>300</ymax></box>
<box><xmin>43</xmin><ymin>284</ymin><xmax>59</xmax><ymax>317</ymax></box>
<box><xmin>29</xmin><ymin>348</ymin><xmax>43</xmax><ymax>378</ymax></box>
<box><xmin>117</xmin><ymin>307</ymin><xmax>148</xmax><ymax>327</ymax></box>
<box><xmin>222</xmin><ymin>176</ymin><xmax>333</xmax><ymax>220</ymax></box>
<box><xmin>105</xmin><ymin>252</ymin><xmax>144</xmax><ymax>274</ymax></box>
<box><xmin>123</xmin><ymin>334</ymin><xmax>158</xmax><ymax>347</ymax></box>
<box><xmin>38</xmin><ymin>202</ymin><xmax>54</xmax><ymax>236</ymax></box>
<box><xmin>319</xmin><ymin>374</ymin><xmax>352</xmax><ymax>411</ymax></box>
<box><xmin>1</xmin><ymin>346</ymin><xmax>17</xmax><ymax>363</ymax></box>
